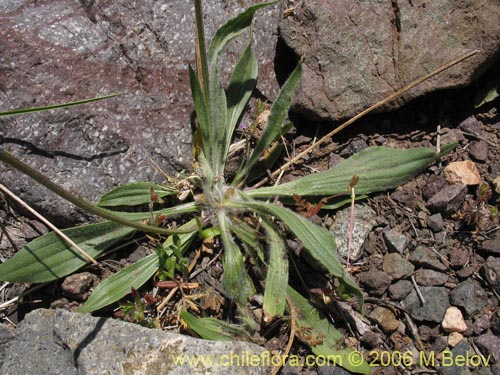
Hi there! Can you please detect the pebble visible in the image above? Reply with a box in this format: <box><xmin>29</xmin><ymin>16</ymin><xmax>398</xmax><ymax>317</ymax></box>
<box><xmin>482</xmin><ymin>256</ymin><xmax>500</xmax><ymax>294</ymax></box>
<box><xmin>448</xmin><ymin>332</ymin><xmax>464</xmax><ymax>347</ymax></box>
<box><xmin>358</xmin><ymin>269</ymin><xmax>392</xmax><ymax>296</ymax></box>
<box><xmin>328</xmin><ymin>153</ymin><xmax>345</xmax><ymax>169</ymax></box>
<box><xmin>449</xmin><ymin>279</ymin><xmax>489</xmax><ymax>318</ymax></box>
<box><xmin>368</xmin><ymin>307</ymin><xmax>400</xmax><ymax>333</ymax></box>
<box><xmin>481</xmin><ymin>230</ymin><xmax>500</xmax><ymax>255</ymax></box>
<box><xmin>383</xmin><ymin>229</ymin><xmax>408</xmax><ymax>253</ymax></box>
<box><xmin>383</xmin><ymin>253</ymin><xmax>415</xmax><ymax>280</ymax></box>
<box><xmin>473</xmin><ymin>314</ymin><xmax>491</xmax><ymax>335</ymax></box>
<box><xmin>388</xmin><ymin>280</ymin><xmax>413</xmax><ymax>300</ymax></box>
<box><xmin>426</xmin><ymin>184</ymin><xmax>467</xmax><ymax>215</ymax></box>
<box><xmin>359</xmin><ymin>331</ymin><xmax>384</xmax><ymax>348</ymax></box>
<box><xmin>415</xmin><ymin>269</ymin><xmax>449</xmax><ymax>286</ymax></box>
<box><xmin>442</xmin><ymin>307</ymin><xmax>467</xmax><ymax>333</ymax></box>
<box><xmin>61</xmin><ymin>272</ymin><xmax>98</xmax><ymax>301</ymax></box>
<box><xmin>469</xmin><ymin>140</ymin><xmax>489</xmax><ymax>162</ymax></box>
<box><xmin>474</xmin><ymin>333</ymin><xmax>500</xmax><ymax>363</ymax></box>
<box><xmin>448</xmin><ymin>248</ymin><xmax>470</xmax><ymax>269</ymax></box>
<box><xmin>422</xmin><ymin>174</ymin><xmax>447</xmax><ymax>200</ymax></box>
<box><xmin>403</xmin><ymin>286</ymin><xmax>450</xmax><ymax>323</ymax></box>
<box><xmin>492</xmin><ymin>311</ymin><xmax>500</xmax><ymax>336</ymax></box>
<box><xmin>409</xmin><ymin>246</ymin><xmax>447</xmax><ymax>272</ymax></box>
<box><xmin>427</xmin><ymin>213</ymin><xmax>445</xmax><ymax>232</ymax></box>
<box><xmin>339</xmin><ymin>139</ymin><xmax>367</xmax><ymax>157</ymax></box>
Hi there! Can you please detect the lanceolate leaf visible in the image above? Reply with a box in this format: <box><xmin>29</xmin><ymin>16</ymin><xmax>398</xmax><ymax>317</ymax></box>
<box><xmin>217</xmin><ymin>211</ymin><xmax>255</xmax><ymax>304</ymax></box>
<box><xmin>249</xmin><ymin>144</ymin><xmax>456</xmax><ymax>198</ymax></box>
<box><xmin>261</xmin><ymin>219</ymin><xmax>288</xmax><ymax>320</ymax></box>
<box><xmin>180</xmin><ymin>310</ymin><xmax>245</xmax><ymax>341</ymax></box>
<box><xmin>97</xmin><ymin>182</ymin><xmax>177</xmax><ymax>207</ymax></box>
<box><xmin>79</xmin><ymin>220</ymin><xmax>198</xmax><ymax>312</ymax></box>
<box><xmin>189</xmin><ymin>65</ymin><xmax>211</xmax><ymax>160</ymax></box>
<box><xmin>0</xmin><ymin>221</ymin><xmax>135</xmax><ymax>283</ymax></box>
<box><xmin>287</xmin><ymin>287</ymin><xmax>371</xmax><ymax>374</ymax></box>
<box><xmin>229</xmin><ymin>198</ymin><xmax>363</xmax><ymax>309</ymax></box>
<box><xmin>235</xmin><ymin>63</ymin><xmax>302</xmax><ymax>181</ymax></box>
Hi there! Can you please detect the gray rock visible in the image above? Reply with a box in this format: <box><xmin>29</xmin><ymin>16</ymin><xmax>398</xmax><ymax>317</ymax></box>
<box><xmin>0</xmin><ymin>0</ymin><xmax>279</xmax><ymax>224</ymax></box>
<box><xmin>481</xmin><ymin>230</ymin><xmax>500</xmax><ymax>255</ymax></box>
<box><xmin>483</xmin><ymin>256</ymin><xmax>500</xmax><ymax>295</ymax></box>
<box><xmin>382</xmin><ymin>253</ymin><xmax>414</xmax><ymax>280</ymax></box>
<box><xmin>449</xmin><ymin>279</ymin><xmax>489</xmax><ymax>318</ymax></box>
<box><xmin>0</xmin><ymin>309</ymin><xmax>270</xmax><ymax>375</ymax></box>
<box><xmin>61</xmin><ymin>272</ymin><xmax>98</xmax><ymax>301</ymax></box>
<box><xmin>438</xmin><ymin>341</ymin><xmax>474</xmax><ymax>375</ymax></box>
<box><xmin>427</xmin><ymin>213</ymin><xmax>445</xmax><ymax>232</ymax></box>
<box><xmin>278</xmin><ymin>0</ymin><xmax>500</xmax><ymax>122</ymax></box>
<box><xmin>422</xmin><ymin>175</ymin><xmax>448</xmax><ymax>201</ymax></box>
<box><xmin>427</xmin><ymin>184</ymin><xmax>467</xmax><ymax>216</ymax></box>
<box><xmin>448</xmin><ymin>248</ymin><xmax>470</xmax><ymax>269</ymax></box>
<box><xmin>402</xmin><ymin>286</ymin><xmax>450</xmax><ymax>322</ymax></box>
<box><xmin>330</xmin><ymin>204</ymin><xmax>377</xmax><ymax>262</ymax></box>
<box><xmin>409</xmin><ymin>245</ymin><xmax>447</xmax><ymax>272</ymax></box>
<box><xmin>383</xmin><ymin>229</ymin><xmax>408</xmax><ymax>253</ymax></box>
<box><xmin>469</xmin><ymin>140</ymin><xmax>489</xmax><ymax>162</ymax></box>
<box><xmin>474</xmin><ymin>333</ymin><xmax>500</xmax><ymax>364</ymax></box>
<box><xmin>388</xmin><ymin>280</ymin><xmax>413</xmax><ymax>300</ymax></box>
<box><xmin>358</xmin><ymin>269</ymin><xmax>392</xmax><ymax>297</ymax></box>
<box><xmin>0</xmin><ymin>323</ymin><xmax>16</xmax><ymax>367</ymax></box>
<box><xmin>414</xmin><ymin>269</ymin><xmax>448</xmax><ymax>286</ymax></box>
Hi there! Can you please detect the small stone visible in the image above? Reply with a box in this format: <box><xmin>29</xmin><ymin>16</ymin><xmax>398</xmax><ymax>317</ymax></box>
<box><xmin>403</xmin><ymin>287</ymin><xmax>450</xmax><ymax>323</ymax></box>
<box><xmin>481</xmin><ymin>230</ymin><xmax>500</xmax><ymax>255</ymax></box>
<box><xmin>331</xmin><ymin>204</ymin><xmax>377</xmax><ymax>262</ymax></box>
<box><xmin>482</xmin><ymin>256</ymin><xmax>500</xmax><ymax>294</ymax></box>
<box><xmin>422</xmin><ymin>174</ymin><xmax>448</xmax><ymax>200</ymax></box>
<box><xmin>494</xmin><ymin>176</ymin><xmax>500</xmax><ymax>194</ymax></box>
<box><xmin>359</xmin><ymin>331</ymin><xmax>384</xmax><ymax>348</ymax></box>
<box><xmin>427</xmin><ymin>213</ymin><xmax>444</xmax><ymax>232</ymax></box>
<box><xmin>358</xmin><ymin>270</ymin><xmax>392</xmax><ymax>296</ymax></box>
<box><xmin>469</xmin><ymin>140</ymin><xmax>489</xmax><ymax>162</ymax></box>
<box><xmin>409</xmin><ymin>246</ymin><xmax>447</xmax><ymax>272</ymax></box>
<box><xmin>473</xmin><ymin>314</ymin><xmax>491</xmax><ymax>335</ymax></box>
<box><xmin>383</xmin><ymin>229</ymin><xmax>408</xmax><ymax>253</ymax></box>
<box><xmin>383</xmin><ymin>253</ymin><xmax>415</xmax><ymax>280</ymax></box>
<box><xmin>442</xmin><ymin>307</ymin><xmax>467</xmax><ymax>333</ymax></box>
<box><xmin>427</xmin><ymin>184</ymin><xmax>467</xmax><ymax>215</ymax></box>
<box><xmin>431</xmin><ymin>335</ymin><xmax>449</xmax><ymax>353</ymax></box>
<box><xmin>328</xmin><ymin>153</ymin><xmax>345</xmax><ymax>169</ymax></box>
<box><xmin>388</xmin><ymin>280</ymin><xmax>413</xmax><ymax>300</ymax></box>
<box><xmin>415</xmin><ymin>269</ymin><xmax>448</xmax><ymax>286</ymax></box>
<box><xmin>61</xmin><ymin>272</ymin><xmax>97</xmax><ymax>301</ymax></box>
<box><xmin>474</xmin><ymin>333</ymin><xmax>500</xmax><ymax>363</ymax></box>
<box><xmin>368</xmin><ymin>307</ymin><xmax>400</xmax><ymax>333</ymax></box>
<box><xmin>419</xmin><ymin>324</ymin><xmax>440</xmax><ymax>341</ymax></box>
<box><xmin>448</xmin><ymin>332</ymin><xmax>464</xmax><ymax>347</ymax></box>
<box><xmin>449</xmin><ymin>279</ymin><xmax>489</xmax><ymax>318</ymax></box>
<box><xmin>491</xmin><ymin>311</ymin><xmax>500</xmax><ymax>336</ymax></box>
<box><xmin>444</xmin><ymin>161</ymin><xmax>482</xmax><ymax>185</ymax></box>
<box><xmin>448</xmin><ymin>248</ymin><xmax>470</xmax><ymax>269</ymax></box>
<box><xmin>339</xmin><ymin>139</ymin><xmax>367</xmax><ymax>157</ymax></box>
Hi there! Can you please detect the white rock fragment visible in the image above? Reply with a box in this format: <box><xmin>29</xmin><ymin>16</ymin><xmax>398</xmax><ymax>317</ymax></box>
<box><xmin>442</xmin><ymin>306</ymin><xmax>467</xmax><ymax>333</ymax></box>
<box><xmin>448</xmin><ymin>332</ymin><xmax>464</xmax><ymax>347</ymax></box>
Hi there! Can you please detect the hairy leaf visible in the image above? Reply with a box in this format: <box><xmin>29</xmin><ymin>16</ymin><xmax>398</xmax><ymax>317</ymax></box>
<box><xmin>189</xmin><ymin>65</ymin><xmax>212</xmax><ymax>160</ymax></box>
<box><xmin>287</xmin><ymin>287</ymin><xmax>371</xmax><ymax>374</ymax></box>
<box><xmin>0</xmin><ymin>221</ymin><xmax>135</xmax><ymax>283</ymax></box>
<box><xmin>249</xmin><ymin>144</ymin><xmax>456</xmax><ymax>198</ymax></box>
<box><xmin>180</xmin><ymin>310</ymin><xmax>245</xmax><ymax>341</ymax></box>
<box><xmin>97</xmin><ymin>182</ymin><xmax>177</xmax><ymax>207</ymax></box>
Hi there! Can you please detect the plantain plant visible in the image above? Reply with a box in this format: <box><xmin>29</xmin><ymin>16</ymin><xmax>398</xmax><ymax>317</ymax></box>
<box><xmin>0</xmin><ymin>1</ymin><xmax>456</xmax><ymax>373</ymax></box>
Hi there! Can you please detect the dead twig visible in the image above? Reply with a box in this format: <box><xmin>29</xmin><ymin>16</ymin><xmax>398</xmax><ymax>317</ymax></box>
<box><xmin>0</xmin><ymin>183</ymin><xmax>97</xmax><ymax>265</ymax></box>
<box><xmin>270</xmin><ymin>295</ymin><xmax>297</xmax><ymax>375</ymax></box>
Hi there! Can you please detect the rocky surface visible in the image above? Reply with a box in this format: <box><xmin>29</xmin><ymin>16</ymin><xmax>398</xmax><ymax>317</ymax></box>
<box><xmin>0</xmin><ymin>0</ymin><xmax>279</xmax><ymax>224</ymax></box>
<box><xmin>0</xmin><ymin>309</ymin><xmax>270</xmax><ymax>375</ymax></box>
<box><xmin>279</xmin><ymin>0</ymin><xmax>500</xmax><ymax>121</ymax></box>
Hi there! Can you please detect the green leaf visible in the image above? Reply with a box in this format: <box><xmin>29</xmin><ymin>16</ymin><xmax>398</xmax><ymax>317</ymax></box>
<box><xmin>180</xmin><ymin>310</ymin><xmax>245</xmax><ymax>341</ymax></box>
<box><xmin>97</xmin><ymin>182</ymin><xmax>177</xmax><ymax>207</ymax></box>
<box><xmin>217</xmin><ymin>211</ymin><xmax>255</xmax><ymax>304</ymax></box>
<box><xmin>225</xmin><ymin>41</ymin><xmax>258</xmax><ymax>156</ymax></box>
<box><xmin>78</xmin><ymin>253</ymin><xmax>158</xmax><ymax>313</ymax></box>
<box><xmin>228</xmin><ymin>198</ymin><xmax>363</xmax><ymax>310</ymax></box>
<box><xmin>0</xmin><ymin>221</ymin><xmax>135</xmax><ymax>283</ymax></box>
<box><xmin>208</xmin><ymin>1</ymin><xmax>277</xmax><ymax>63</ymax></box>
<box><xmin>261</xmin><ymin>219</ymin><xmax>288</xmax><ymax>320</ymax></box>
<box><xmin>249</xmin><ymin>144</ymin><xmax>456</xmax><ymax>198</ymax></box>
<box><xmin>236</xmin><ymin>63</ymin><xmax>302</xmax><ymax>181</ymax></box>
<box><xmin>287</xmin><ymin>287</ymin><xmax>371</xmax><ymax>374</ymax></box>
<box><xmin>208</xmin><ymin>77</ymin><xmax>228</xmax><ymax>175</ymax></box>
<box><xmin>474</xmin><ymin>82</ymin><xmax>499</xmax><ymax>108</ymax></box>
<box><xmin>79</xmin><ymin>220</ymin><xmax>198</xmax><ymax>312</ymax></box>
<box><xmin>0</xmin><ymin>94</ymin><xmax>119</xmax><ymax>117</ymax></box>
<box><xmin>189</xmin><ymin>65</ymin><xmax>212</xmax><ymax>160</ymax></box>
<box><xmin>104</xmin><ymin>201</ymin><xmax>199</xmax><ymax>221</ymax></box>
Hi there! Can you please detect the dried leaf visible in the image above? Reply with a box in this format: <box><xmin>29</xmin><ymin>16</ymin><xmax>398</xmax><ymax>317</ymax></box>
<box><xmin>444</xmin><ymin>160</ymin><xmax>481</xmax><ymax>185</ymax></box>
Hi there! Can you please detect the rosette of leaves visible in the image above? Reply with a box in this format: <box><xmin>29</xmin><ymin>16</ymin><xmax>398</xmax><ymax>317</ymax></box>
<box><xmin>0</xmin><ymin>1</ymin><xmax>456</xmax><ymax>373</ymax></box>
